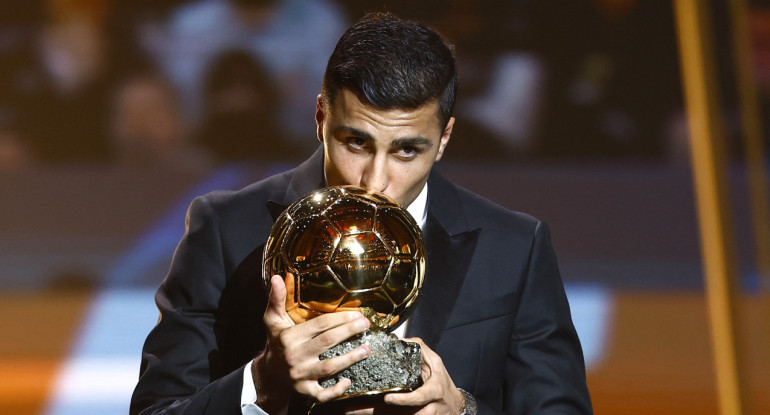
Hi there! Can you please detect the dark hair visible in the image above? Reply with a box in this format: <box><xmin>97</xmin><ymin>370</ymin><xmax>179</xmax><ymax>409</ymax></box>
<box><xmin>321</xmin><ymin>12</ymin><xmax>457</xmax><ymax>128</ymax></box>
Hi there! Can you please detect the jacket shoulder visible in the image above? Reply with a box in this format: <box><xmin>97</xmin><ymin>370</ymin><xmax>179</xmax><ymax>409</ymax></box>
<box><xmin>195</xmin><ymin>168</ymin><xmax>293</xmax><ymax>218</ymax></box>
<box><xmin>457</xmin><ymin>185</ymin><xmax>539</xmax><ymax>228</ymax></box>
<box><xmin>431</xmin><ymin>172</ymin><xmax>541</xmax><ymax>239</ymax></box>
<box><xmin>185</xmin><ymin>168</ymin><xmax>296</xmax><ymax>268</ymax></box>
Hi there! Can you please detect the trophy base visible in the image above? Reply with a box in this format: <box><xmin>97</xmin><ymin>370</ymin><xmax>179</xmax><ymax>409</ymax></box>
<box><xmin>314</xmin><ymin>330</ymin><xmax>422</xmax><ymax>414</ymax></box>
<box><xmin>309</xmin><ymin>387</ymin><xmax>413</xmax><ymax>415</ymax></box>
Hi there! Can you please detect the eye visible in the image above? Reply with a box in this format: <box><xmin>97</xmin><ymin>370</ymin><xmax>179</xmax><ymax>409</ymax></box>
<box><xmin>395</xmin><ymin>145</ymin><xmax>420</xmax><ymax>160</ymax></box>
<box><xmin>345</xmin><ymin>136</ymin><xmax>368</xmax><ymax>152</ymax></box>
<box><xmin>346</xmin><ymin>137</ymin><xmax>366</xmax><ymax>149</ymax></box>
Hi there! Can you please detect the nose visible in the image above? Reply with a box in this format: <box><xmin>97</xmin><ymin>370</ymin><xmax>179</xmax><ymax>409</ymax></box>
<box><xmin>360</xmin><ymin>156</ymin><xmax>388</xmax><ymax>193</ymax></box>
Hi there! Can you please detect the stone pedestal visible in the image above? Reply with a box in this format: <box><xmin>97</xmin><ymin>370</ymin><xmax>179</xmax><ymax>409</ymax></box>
<box><xmin>313</xmin><ymin>331</ymin><xmax>422</xmax><ymax>414</ymax></box>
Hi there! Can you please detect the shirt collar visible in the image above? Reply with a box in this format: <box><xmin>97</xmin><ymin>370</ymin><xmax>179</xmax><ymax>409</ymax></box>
<box><xmin>405</xmin><ymin>183</ymin><xmax>428</xmax><ymax>230</ymax></box>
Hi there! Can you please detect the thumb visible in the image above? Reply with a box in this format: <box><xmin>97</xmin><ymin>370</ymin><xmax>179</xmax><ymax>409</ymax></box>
<box><xmin>264</xmin><ymin>274</ymin><xmax>295</xmax><ymax>335</ymax></box>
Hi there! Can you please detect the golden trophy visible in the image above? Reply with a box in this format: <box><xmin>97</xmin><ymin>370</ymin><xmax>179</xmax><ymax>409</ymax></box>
<box><xmin>263</xmin><ymin>185</ymin><xmax>426</xmax><ymax>413</ymax></box>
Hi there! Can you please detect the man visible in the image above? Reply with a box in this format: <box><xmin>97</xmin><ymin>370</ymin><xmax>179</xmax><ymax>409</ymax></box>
<box><xmin>131</xmin><ymin>12</ymin><xmax>592</xmax><ymax>415</ymax></box>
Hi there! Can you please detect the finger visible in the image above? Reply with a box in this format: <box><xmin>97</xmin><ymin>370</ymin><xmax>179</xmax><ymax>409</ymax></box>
<box><xmin>306</xmin><ymin>315</ymin><xmax>370</xmax><ymax>354</ymax></box>
<box><xmin>298</xmin><ymin>377</ymin><xmax>352</xmax><ymax>403</ymax></box>
<box><xmin>264</xmin><ymin>275</ymin><xmax>294</xmax><ymax>336</ymax></box>
<box><xmin>278</xmin><ymin>310</ymin><xmax>364</xmax><ymax>352</ymax></box>
<box><xmin>317</xmin><ymin>377</ymin><xmax>353</xmax><ymax>403</ymax></box>
<box><xmin>286</xmin><ymin>340</ymin><xmax>369</xmax><ymax>382</ymax></box>
<box><xmin>384</xmin><ymin>385</ymin><xmax>435</xmax><ymax>407</ymax></box>
<box><xmin>293</xmin><ymin>310</ymin><xmax>368</xmax><ymax>340</ymax></box>
<box><xmin>345</xmin><ymin>408</ymin><xmax>374</xmax><ymax>415</ymax></box>
<box><xmin>308</xmin><ymin>344</ymin><xmax>370</xmax><ymax>379</ymax></box>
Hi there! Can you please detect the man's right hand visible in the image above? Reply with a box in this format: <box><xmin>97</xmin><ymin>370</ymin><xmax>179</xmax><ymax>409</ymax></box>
<box><xmin>252</xmin><ymin>275</ymin><xmax>372</xmax><ymax>414</ymax></box>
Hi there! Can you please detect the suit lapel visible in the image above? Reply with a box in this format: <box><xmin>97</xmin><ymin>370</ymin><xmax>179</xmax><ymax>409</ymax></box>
<box><xmin>266</xmin><ymin>146</ymin><xmax>326</xmax><ymax>216</ymax></box>
<box><xmin>406</xmin><ymin>170</ymin><xmax>480</xmax><ymax>349</ymax></box>
<box><xmin>408</xmin><ymin>216</ymin><xmax>479</xmax><ymax>349</ymax></box>
<box><xmin>267</xmin><ymin>201</ymin><xmax>287</xmax><ymax>221</ymax></box>
<box><xmin>283</xmin><ymin>147</ymin><xmax>326</xmax><ymax>205</ymax></box>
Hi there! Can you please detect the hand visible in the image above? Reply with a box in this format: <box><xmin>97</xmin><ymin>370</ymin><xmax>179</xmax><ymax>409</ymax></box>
<box><xmin>381</xmin><ymin>338</ymin><xmax>465</xmax><ymax>415</ymax></box>
<box><xmin>253</xmin><ymin>275</ymin><xmax>372</xmax><ymax>414</ymax></box>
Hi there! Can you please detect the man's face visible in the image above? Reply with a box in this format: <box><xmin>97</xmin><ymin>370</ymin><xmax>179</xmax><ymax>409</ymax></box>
<box><xmin>316</xmin><ymin>89</ymin><xmax>453</xmax><ymax>207</ymax></box>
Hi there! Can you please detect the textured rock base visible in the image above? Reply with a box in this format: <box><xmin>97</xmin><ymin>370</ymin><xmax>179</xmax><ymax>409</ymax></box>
<box><xmin>319</xmin><ymin>330</ymin><xmax>422</xmax><ymax>396</ymax></box>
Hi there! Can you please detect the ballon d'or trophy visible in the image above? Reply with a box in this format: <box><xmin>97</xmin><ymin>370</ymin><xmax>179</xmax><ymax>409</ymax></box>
<box><xmin>263</xmin><ymin>185</ymin><xmax>426</xmax><ymax>414</ymax></box>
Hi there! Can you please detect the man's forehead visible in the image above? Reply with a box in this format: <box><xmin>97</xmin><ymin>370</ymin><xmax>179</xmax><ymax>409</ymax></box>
<box><xmin>328</xmin><ymin>89</ymin><xmax>439</xmax><ymax>114</ymax></box>
<box><xmin>326</xmin><ymin>90</ymin><xmax>443</xmax><ymax>131</ymax></box>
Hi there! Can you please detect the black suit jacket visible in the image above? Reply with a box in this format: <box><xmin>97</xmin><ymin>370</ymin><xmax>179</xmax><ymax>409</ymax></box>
<box><xmin>131</xmin><ymin>149</ymin><xmax>592</xmax><ymax>414</ymax></box>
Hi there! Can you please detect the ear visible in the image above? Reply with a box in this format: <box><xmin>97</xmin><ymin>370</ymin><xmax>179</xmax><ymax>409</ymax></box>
<box><xmin>315</xmin><ymin>94</ymin><xmax>325</xmax><ymax>143</ymax></box>
<box><xmin>434</xmin><ymin>117</ymin><xmax>454</xmax><ymax>162</ymax></box>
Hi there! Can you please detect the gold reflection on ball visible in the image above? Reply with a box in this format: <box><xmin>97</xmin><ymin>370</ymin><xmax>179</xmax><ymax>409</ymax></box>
<box><xmin>262</xmin><ymin>185</ymin><xmax>425</xmax><ymax>330</ymax></box>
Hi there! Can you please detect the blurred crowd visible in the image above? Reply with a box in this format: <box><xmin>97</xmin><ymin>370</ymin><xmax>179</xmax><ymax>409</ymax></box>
<box><xmin>1</xmin><ymin>0</ymin><xmax>768</xmax><ymax>173</ymax></box>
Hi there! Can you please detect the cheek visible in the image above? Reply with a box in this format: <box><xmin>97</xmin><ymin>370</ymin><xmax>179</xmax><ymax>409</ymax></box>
<box><xmin>327</xmin><ymin>151</ymin><xmax>362</xmax><ymax>185</ymax></box>
<box><xmin>389</xmin><ymin>165</ymin><xmax>428</xmax><ymax>204</ymax></box>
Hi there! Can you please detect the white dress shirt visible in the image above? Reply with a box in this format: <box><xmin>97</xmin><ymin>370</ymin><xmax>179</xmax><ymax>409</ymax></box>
<box><xmin>242</xmin><ymin>184</ymin><xmax>429</xmax><ymax>414</ymax></box>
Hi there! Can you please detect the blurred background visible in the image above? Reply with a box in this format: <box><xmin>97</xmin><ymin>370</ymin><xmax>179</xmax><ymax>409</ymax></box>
<box><xmin>0</xmin><ymin>0</ymin><xmax>768</xmax><ymax>414</ymax></box>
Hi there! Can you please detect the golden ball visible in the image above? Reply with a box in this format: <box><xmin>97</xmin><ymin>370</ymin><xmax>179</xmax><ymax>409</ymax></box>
<box><xmin>262</xmin><ymin>186</ymin><xmax>425</xmax><ymax>330</ymax></box>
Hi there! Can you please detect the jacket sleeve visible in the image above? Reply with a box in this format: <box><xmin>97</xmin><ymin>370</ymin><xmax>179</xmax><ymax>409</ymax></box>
<box><xmin>130</xmin><ymin>195</ymin><xmax>245</xmax><ymax>415</ymax></box>
<box><xmin>490</xmin><ymin>221</ymin><xmax>593</xmax><ymax>415</ymax></box>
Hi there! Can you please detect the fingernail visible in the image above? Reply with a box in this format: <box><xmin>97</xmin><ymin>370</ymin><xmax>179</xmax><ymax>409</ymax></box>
<box><xmin>347</xmin><ymin>311</ymin><xmax>363</xmax><ymax>321</ymax></box>
<box><xmin>384</xmin><ymin>395</ymin><xmax>393</xmax><ymax>404</ymax></box>
<box><xmin>358</xmin><ymin>345</ymin><xmax>370</xmax><ymax>358</ymax></box>
<box><xmin>356</xmin><ymin>317</ymin><xmax>370</xmax><ymax>329</ymax></box>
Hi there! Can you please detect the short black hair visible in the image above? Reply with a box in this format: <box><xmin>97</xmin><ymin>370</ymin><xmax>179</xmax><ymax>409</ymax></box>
<box><xmin>321</xmin><ymin>12</ymin><xmax>457</xmax><ymax>128</ymax></box>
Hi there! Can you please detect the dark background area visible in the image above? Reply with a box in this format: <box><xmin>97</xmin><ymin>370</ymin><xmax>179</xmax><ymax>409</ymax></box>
<box><xmin>1</xmin><ymin>0</ymin><xmax>768</xmax><ymax>290</ymax></box>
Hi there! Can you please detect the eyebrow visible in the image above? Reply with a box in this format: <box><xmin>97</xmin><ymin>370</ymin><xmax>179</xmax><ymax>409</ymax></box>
<box><xmin>392</xmin><ymin>137</ymin><xmax>433</xmax><ymax>148</ymax></box>
<box><xmin>334</xmin><ymin>126</ymin><xmax>374</xmax><ymax>141</ymax></box>
<box><xmin>333</xmin><ymin>126</ymin><xmax>434</xmax><ymax>149</ymax></box>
